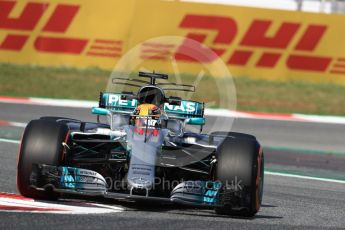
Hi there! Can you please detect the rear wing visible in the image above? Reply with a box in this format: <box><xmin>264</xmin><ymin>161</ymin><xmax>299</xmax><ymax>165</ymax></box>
<box><xmin>164</xmin><ymin>100</ymin><xmax>204</xmax><ymax>119</ymax></box>
<box><xmin>99</xmin><ymin>92</ymin><xmax>137</xmax><ymax>114</ymax></box>
<box><xmin>98</xmin><ymin>92</ymin><xmax>204</xmax><ymax>119</ymax></box>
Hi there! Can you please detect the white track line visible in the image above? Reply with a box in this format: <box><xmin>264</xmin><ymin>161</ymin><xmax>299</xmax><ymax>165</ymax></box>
<box><xmin>3</xmin><ymin>121</ymin><xmax>26</xmax><ymax>128</ymax></box>
<box><xmin>265</xmin><ymin>171</ymin><xmax>345</xmax><ymax>184</ymax></box>
<box><xmin>0</xmin><ymin>138</ymin><xmax>21</xmax><ymax>144</ymax></box>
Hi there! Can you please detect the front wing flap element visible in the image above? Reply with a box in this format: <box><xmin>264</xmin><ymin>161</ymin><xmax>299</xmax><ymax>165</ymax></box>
<box><xmin>30</xmin><ymin>164</ymin><xmax>107</xmax><ymax>193</ymax></box>
<box><xmin>170</xmin><ymin>181</ymin><xmax>222</xmax><ymax>206</ymax></box>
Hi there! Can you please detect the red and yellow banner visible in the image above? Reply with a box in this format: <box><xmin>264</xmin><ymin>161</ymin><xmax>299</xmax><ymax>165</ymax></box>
<box><xmin>1</xmin><ymin>0</ymin><xmax>345</xmax><ymax>84</ymax></box>
<box><xmin>0</xmin><ymin>0</ymin><xmax>135</xmax><ymax>68</ymax></box>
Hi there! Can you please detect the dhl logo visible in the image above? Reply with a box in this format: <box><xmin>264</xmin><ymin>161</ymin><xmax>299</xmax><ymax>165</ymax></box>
<box><xmin>177</xmin><ymin>15</ymin><xmax>330</xmax><ymax>72</ymax></box>
<box><xmin>143</xmin><ymin>14</ymin><xmax>344</xmax><ymax>75</ymax></box>
<box><xmin>0</xmin><ymin>0</ymin><xmax>123</xmax><ymax>57</ymax></box>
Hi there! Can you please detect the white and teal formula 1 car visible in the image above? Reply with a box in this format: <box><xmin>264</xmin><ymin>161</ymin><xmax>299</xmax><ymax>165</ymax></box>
<box><xmin>17</xmin><ymin>71</ymin><xmax>264</xmax><ymax>217</ymax></box>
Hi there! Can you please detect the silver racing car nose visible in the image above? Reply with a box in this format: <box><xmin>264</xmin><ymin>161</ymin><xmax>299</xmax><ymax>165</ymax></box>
<box><xmin>126</xmin><ymin>126</ymin><xmax>168</xmax><ymax>194</ymax></box>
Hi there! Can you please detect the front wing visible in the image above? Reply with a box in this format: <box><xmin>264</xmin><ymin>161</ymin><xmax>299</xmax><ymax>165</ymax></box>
<box><xmin>30</xmin><ymin>164</ymin><xmax>223</xmax><ymax>208</ymax></box>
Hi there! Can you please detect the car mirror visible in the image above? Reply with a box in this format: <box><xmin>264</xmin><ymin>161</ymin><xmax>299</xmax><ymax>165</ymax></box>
<box><xmin>92</xmin><ymin>107</ymin><xmax>111</xmax><ymax>116</ymax></box>
<box><xmin>185</xmin><ymin>117</ymin><xmax>205</xmax><ymax>126</ymax></box>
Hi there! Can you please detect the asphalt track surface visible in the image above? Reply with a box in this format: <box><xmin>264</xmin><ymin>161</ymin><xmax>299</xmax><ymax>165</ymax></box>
<box><xmin>0</xmin><ymin>102</ymin><xmax>345</xmax><ymax>229</ymax></box>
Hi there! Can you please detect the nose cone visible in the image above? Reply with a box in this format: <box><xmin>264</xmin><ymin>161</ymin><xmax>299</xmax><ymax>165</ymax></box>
<box><xmin>125</xmin><ymin>126</ymin><xmax>168</xmax><ymax>194</ymax></box>
<box><xmin>126</xmin><ymin>139</ymin><xmax>157</xmax><ymax>192</ymax></box>
<box><xmin>127</xmin><ymin>176</ymin><xmax>153</xmax><ymax>191</ymax></box>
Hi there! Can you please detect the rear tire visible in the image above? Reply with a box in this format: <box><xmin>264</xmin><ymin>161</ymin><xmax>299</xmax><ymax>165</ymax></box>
<box><xmin>209</xmin><ymin>131</ymin><xmax>256</xmax><ymax>145</ymax></box>
<box><xmin>215</xmin><ymin>137</ymin><xmax>264</xmax><ymax>217</ymax></box>
<box><xmin>40</xmin><ymin>116</ymin><xmax>80</xmax><ymax>123</ymax></box>
<box><xmin>17</xmin><ymin>120</ymin><xmax>69</xmax><ymax>199</ymax></box>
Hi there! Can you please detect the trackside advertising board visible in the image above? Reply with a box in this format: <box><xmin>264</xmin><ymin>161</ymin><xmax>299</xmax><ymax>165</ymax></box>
<box><xmin>1</xmin><ymin>0</ymin><xmax>345</xmax><ymax>84</ymax></box>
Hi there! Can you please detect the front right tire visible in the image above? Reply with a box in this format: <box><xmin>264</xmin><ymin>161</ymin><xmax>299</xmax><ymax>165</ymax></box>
<box><xmin>215</xmin><ymin>136</ymin><xmax>264</xmax><ymax>217</ymax></box>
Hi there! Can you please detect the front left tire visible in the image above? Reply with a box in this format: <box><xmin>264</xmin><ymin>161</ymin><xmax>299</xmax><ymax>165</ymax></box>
<box><xmin>17</xmin><ymin>119</ymin><xmax>69</xmax><ymax>199</ymax></box>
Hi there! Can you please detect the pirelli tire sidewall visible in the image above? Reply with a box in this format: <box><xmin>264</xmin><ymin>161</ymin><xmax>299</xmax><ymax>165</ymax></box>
<box><xmin>17</xmin><ymin>119</ymin><xmax>69</xmax><ymax>199</ymax></box>
<box><xmin>215</xmin><ymin>136</ymin><xmax>264</xmax><ymax>217</ymax></box>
